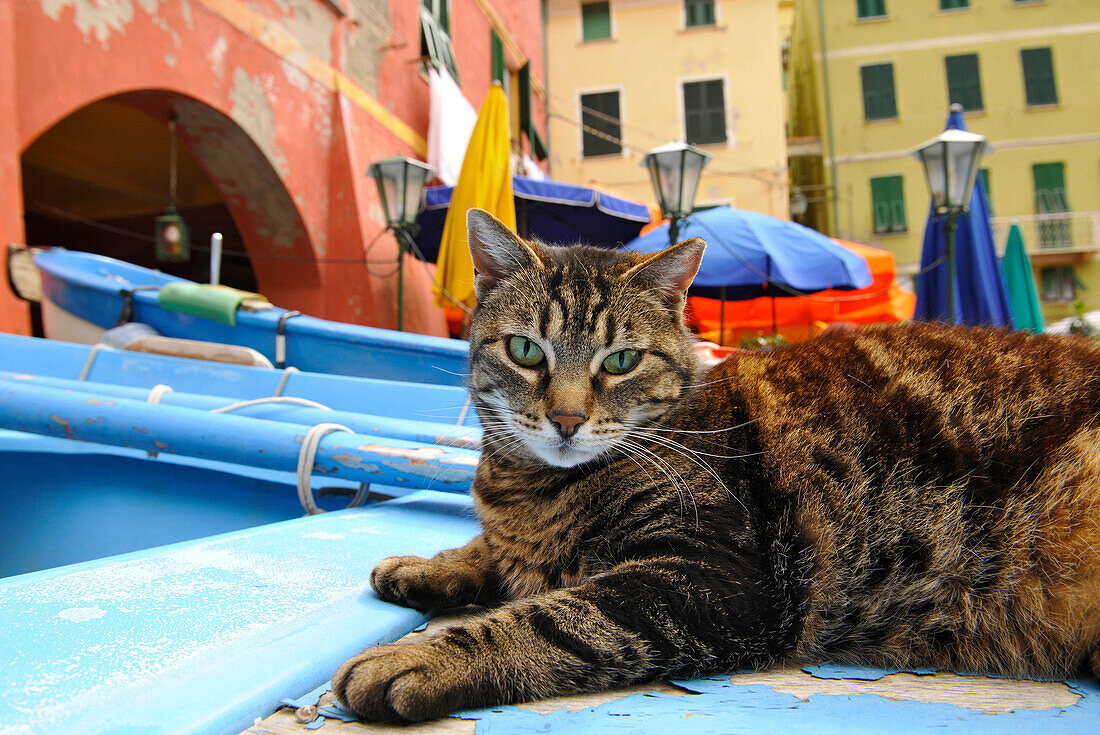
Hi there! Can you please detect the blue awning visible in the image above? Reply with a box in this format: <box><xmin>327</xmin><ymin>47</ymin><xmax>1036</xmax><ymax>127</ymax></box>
<box><xmin>414</xmin><ymin>176</ymin><xmax>652</xmax><ymax>262</ymax></box>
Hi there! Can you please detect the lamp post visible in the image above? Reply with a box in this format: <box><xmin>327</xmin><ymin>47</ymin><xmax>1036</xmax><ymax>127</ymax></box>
<box><xmin>641</xmin><ymin>142</ymin><xmax>713</xmax><ymax>246</ymax></box>
<box><xmin>367</xmin><ymin>156</ymin><xmax>435</xmax><ymax>332</ymax></box>
<box><xmin>911</xmin><ymin>113</ymin><xmax>991</xmax><ymax>325</ymax></box>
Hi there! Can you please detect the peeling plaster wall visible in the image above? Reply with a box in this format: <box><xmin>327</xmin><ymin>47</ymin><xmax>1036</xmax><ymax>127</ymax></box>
<box><xmin>269</xmin><ymin>0</ymin><xmax>335</xmax><ymax>67</ymax></box>
<box><xmin>343</xmin><ymin>0</ymin><xmax>389</xmax><ymax>97</ymax></box>
<box><xmin>228</xmin><ymin>68</ymin><xmax>290</xmax><ymax>180</ymax></box>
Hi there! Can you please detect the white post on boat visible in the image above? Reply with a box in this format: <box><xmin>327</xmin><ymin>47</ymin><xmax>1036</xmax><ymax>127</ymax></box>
<box><xmin>210</xmin><ymin>232</ymin><xmax>223</xmax><ymax>286</ymax></box>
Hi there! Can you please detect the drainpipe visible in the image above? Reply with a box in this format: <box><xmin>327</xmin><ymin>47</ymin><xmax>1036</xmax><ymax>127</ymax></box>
<box><xmin>542</xmin><ymin>0</ymin><xmax>551</xmax><ymax>178</ymax></box>
<box><xmin>816</xmin><ymin>0</ymin><xmax>840</xmax><ymax>235</ymax></box>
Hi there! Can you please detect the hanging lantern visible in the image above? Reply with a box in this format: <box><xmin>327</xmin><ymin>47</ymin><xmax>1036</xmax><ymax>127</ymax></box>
<box><xmin>155</xmin><ymin>206</ymin><xmax>190</xmax><ymax>262</ymax></box>
<box><xmin>156</xmin><ymin>116</ymin><xmax>190</xmax><ymax>263</ymax></box>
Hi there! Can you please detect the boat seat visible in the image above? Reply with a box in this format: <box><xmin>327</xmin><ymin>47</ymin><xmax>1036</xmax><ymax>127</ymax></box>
<box><xmin>125</xmin><ymin>334</ymin><xmax>274</xmax><ymax>368</ymax></box>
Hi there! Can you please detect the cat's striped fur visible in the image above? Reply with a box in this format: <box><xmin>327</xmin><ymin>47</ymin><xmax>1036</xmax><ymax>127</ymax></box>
<box><xmin>333</xmin><ymin>209</ymin><xmax>1100</xmax><ymax>722</ymax></box>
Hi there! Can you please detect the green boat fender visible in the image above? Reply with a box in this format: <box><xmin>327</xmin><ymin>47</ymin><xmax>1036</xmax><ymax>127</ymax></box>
<box><xmin>157</xmin><ymin>282</ymin><xmax>269</xmax><ymax>326</ymax></box>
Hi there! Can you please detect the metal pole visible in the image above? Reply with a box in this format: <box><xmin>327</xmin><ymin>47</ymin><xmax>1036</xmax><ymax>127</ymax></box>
<box><xmin>669</xmin><ymin>216</ymin><xmax>680</xmax><ymax>246</ymax></box>
<box><xmin>210</xmin><ymin>232</ymin><xmax>223</xmax><ymax>286</ymax></box>
<box><xmin>396</xmin><ymin>229</ymin><xmax>406</xmax><ymax>332</ymax></box>
<box><xmin>816</xmin><ymin>0</ymin><xmax>840</xmax><ymax>235</ymax></box>
<box><xmin>944</xmin><ymin>213</ymin><xmax>958</xmax><ymax>325</ymax></box>
<box><xmin>719</xmin><ymin>285</ymin><xmax>727</xmax><ymax>347</ymax></box>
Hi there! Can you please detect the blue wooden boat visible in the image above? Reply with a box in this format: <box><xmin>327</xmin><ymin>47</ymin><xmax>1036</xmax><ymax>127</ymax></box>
<box><xmin>0</xmin><ymin>333</ymin><xmax>482</xmax><ymax>733</ymax></box>
<box><xmin>32</xmin><ymin>248</ymin><xmax>469</xmax><ymax>386</ymax></box>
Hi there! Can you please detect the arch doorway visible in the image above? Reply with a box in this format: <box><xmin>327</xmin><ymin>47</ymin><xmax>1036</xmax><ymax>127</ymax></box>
<box><xmin>22</xmin><ymin>98</ymin><xmax>259</xmax><ymax>296</ymax></box>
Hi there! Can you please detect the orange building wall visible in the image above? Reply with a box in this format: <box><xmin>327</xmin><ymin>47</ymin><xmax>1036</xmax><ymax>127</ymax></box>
<box><xmin>0</xmin><ymin>0</ymin><xmax>547</xmax><ymax>337</ymax></box>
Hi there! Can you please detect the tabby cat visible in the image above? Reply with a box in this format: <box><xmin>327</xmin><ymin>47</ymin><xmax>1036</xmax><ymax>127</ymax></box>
<box><xmin>333</xmin><ymin>208</ymin><xmax>1100</xmax><ymax>722</ymax></box>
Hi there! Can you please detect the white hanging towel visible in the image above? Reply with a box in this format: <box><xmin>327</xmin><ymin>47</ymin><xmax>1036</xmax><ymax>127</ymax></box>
<box><xmin>427</xmin><ymin>67</ymin><xmax>477</xmax><ymax>187</ymax></box>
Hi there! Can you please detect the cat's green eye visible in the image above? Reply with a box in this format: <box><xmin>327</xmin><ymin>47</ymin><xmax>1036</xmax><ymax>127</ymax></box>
<box><xmin>603</xmin><ymin>349</ymin><xmax>642</xmax><ymax>375</ymax></box>
<box><xmin>507</xmin><ymin>336</ymin><xmax>545</xmax><ymax>367</ymax></box>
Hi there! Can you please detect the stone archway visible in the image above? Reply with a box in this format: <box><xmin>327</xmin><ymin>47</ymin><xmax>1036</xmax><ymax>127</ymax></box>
<box><xmin>20</xmin><ymin>90</ymin><xmax>322</xmax><ymax>312</ymax></box>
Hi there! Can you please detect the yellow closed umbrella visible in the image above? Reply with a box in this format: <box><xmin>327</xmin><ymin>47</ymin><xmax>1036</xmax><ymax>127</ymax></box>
<box><xmin>434</xmin><ymin>83</ymin><xmax>516</xmax><ymax>309</ymax></box>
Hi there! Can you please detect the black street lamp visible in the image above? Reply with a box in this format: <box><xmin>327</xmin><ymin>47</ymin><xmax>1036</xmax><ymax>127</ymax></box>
<box><xmin>641</xmin><ymin>142</ymin><xmax>712</xmax><ymax>245</ymax></box>
<box><xmin>911</xmin><ymin>112</ymin><xmax>991</xmax><ymax>324</ymax></box>
<box><xmin>367</xmin><ymin>156</ymin><xmax>435</xmax><ymax>331</ymax></box>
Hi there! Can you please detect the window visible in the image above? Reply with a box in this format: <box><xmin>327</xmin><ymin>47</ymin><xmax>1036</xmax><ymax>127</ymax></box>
<box><xmin>519</xmin><ymin>64</ymin><xmax>548</xmax><ymax>161</ymax></box>
<box><xmin>861</xmin><ymin>63</ymin><xmax>897</xmax><ymax>120</ymax></box>
<box><xmin>1021</xmin><ymin>47</ymin><xmax>1057</xmax><ymax>106</ymax></box>
<box><xmin>871</xmin><ymin>175</ymin><xmax>906</xmax><ymax>233</ymax></box>
<box><xmin>580</xmin><ymin>91</ymin><xmax>621</xmax><ymax>157</ymax></box>
<box><xmin>856</xmin><ymin>0</ymin><xmax>886</xmax><ymax>19</ymax></box>
<box><xmin>940</xmin><ymin>0</ymin><xmax>969</xmax><ymax>9</ymax></box>
<box><xmin>420</xmin><ymin>0</ymin><xmax>458</xmax><ymax>83</ymax></box>
<box><xmin>582</xmin><ymin>2</ymin><xmax>611</xmax><ymax>42</ymax></box>
<box><xmin>1033</xmin><ymin>162</ymin><xmax>1070</xmax><ymax>249</ymax></box>
<box><xmin>685</xmin><ymin>0</ymin><xmax>715</xmax><ymax>27</ymax></box>
<box><xmin>683</xmin><ymin>79</ymin><xmax>727</xmax><ymax>145</ymax></box>
<box><xmin>1041</xmin><ymin>266</ymin><xmax>1076</xmax><ymax>302</ymax></box>
<box><xmin>945</xmin><ymin>54</ymin><xmax>983</xmax><ymax>112</ymax></box>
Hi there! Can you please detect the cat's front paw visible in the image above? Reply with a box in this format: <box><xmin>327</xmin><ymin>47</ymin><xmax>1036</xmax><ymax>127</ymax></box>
<box><xmin>370</xmin><ymin>555</ymin><xmax>456</xmax><ymax>611</ymax></box>
<box><xmin>332</xmin><ymin>642</ymin><xmax>475</xmax><ymax>722</ymax></box>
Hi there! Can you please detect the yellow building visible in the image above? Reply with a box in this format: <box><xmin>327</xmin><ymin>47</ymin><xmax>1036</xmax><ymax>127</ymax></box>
<box><xmin>788</xmin><ymin>0</ymin><xmax>1100</xmax><ymax>322</ymax></box>
<box><xmin>545</xmin><ymin>0</ymin><xmax>789</xmax><ymax>220</ymax></box>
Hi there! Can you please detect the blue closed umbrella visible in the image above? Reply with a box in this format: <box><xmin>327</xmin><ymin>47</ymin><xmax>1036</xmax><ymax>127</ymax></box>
<box><xmin>622</xmin><ymin>206</ymin><xmax>872</xmax><ymax>300</ymax></box>
<box><xmin>414</xmin><ymin>176</ymin><xmax>653</xmax><ymax>261</ymax></box>
<box><xmin>914</xmin><ymin>110</ymin><xmax>1014</xmax><ymax>328</ymax></box>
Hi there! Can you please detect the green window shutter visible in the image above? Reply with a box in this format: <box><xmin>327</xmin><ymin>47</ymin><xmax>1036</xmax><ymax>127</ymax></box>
<box><xmin>940</xmin><ymin>0</ymin><xmax>969</xmax><ymax>9</ymax></box>
<box><xmin>580</xmin><ymin>91</ymin><xmax>621</xmax><ymax>157</ymax></box>
<box><xmin>518</xmin><ymin>64</ymin><xmax>548</xmax><ymax>162</ymax></box>
<box><xmin>1021</xmin><ymin>47</ymin><xmax>1057</xmax><ymax>105</ymax></box>
<box><xmin>685</xmin><ymin>0</ymin><xmax>715</xmax><ymax>27</ymax></box>
<box><xmin>871</xmin><ymin>176</ymin><xmax>906</xmax><ymax>233</ymax></box>
<box><xmin>582</xmin><ymin>2</ymin><xmax>611</xmax><ymax>41</ymax></box>
<box><xmin>491</xmin><ymin>31</ymin><xmax>505</xmax><ymax>84</ymax></box>
<box><xmin>857</xmin><ymin>0</ymin><xmax>886</xmax><ymax>19</ymax></box>
<box><xmin>945</xmin><ymin>54</ymin><xmax>982</xmax><ymax>111</ymax></box>
<box><xmin>861</xmin><ymin>63</ymin><xmax>897</xmax><ymax>120</ymax></box>
<box><xmin>419</xmin><ymin>3</ymin><xmax>459</xmax><ymax>84</ymax></box>
<box><xmin>683</xmin><ymin>79</ymin><xmax>726</xmax><ymax>145</ymax></box>
<box><xmin>1032</xmin><ymin>163</ymin><xmax>1067</xmax><ymax>213</ymax></box>
<box><xmin>1033</xmin><ymin>162</ymin><xmax>1070</xmax><ymax>249</ymax></box>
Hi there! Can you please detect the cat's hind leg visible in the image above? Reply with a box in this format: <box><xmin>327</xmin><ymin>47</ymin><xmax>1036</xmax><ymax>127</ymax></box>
<box><xmin>371</xmin><ymin>534</ymin><xmax>505</xmax><ymax>611</ymax></box>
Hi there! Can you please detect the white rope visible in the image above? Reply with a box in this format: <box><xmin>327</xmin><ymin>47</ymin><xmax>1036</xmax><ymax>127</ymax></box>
<box><xmin>212</xmin><ymin>396</ymin><xmax>333</xmax><ymax>414</ymax></box>
<box><xmin>146</xmin><ymin>384</ymin><xmax>173</xmax><ymax>403</ymax></box>
<box><xmin>456</xmin><ymin>395</ymin><xmax>473</xmax><ymax>426</ymax></box>
<box><xmin>296</xmin><ymin>422</ymin><xmax>379</xmax><ymax>515</ymax></box>
<box><xmin>77</xmin><ymin>343</ymin><xmax>110</xmax><ymax>381</ymax></box>
<box><xmin>274</xmin><ymin>366</ymin><xmax>299</xmax><ymax>397</ymax></box>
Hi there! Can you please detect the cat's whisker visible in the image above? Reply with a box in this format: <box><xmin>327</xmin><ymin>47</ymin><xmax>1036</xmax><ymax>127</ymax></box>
<box><xmin>634</xmin><ymin>429</ymin><xmax>763</xmax><ymax>460</ymax></box>
<box><xmin>624</xmin><ymin>429</ymin><xmax>747</xmax><ymax>514</ymax></box>
<box><xmin>645</xmin><ymin>418</ymin><xmax>758</xmax><ymax>436</ymax></box>
<box><xmin>615</xmin><ymin>438</ymin><xmax>698</xmax><ymax>527</ymax></box>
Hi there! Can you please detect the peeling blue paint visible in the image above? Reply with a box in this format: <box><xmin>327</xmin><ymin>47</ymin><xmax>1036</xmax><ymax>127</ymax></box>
<box><xmin>454</xmin><ymin>673</ymin><xmax>1099</xmax><ymax>734</ymax></box>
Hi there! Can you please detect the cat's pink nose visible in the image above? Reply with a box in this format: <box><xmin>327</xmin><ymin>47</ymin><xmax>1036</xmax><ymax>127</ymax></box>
<box><xmin>549</xmin><ymin>412</ymin><xmax>587</xmax><ymax>438</ymax></box>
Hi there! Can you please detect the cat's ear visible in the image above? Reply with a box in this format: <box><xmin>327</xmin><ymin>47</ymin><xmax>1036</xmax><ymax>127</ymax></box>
<box><xmin>467</xmin><ymin>208</ymin><xmax>544</xmax><ymax>298</ymax></box>
<box><xmin>623</xmin><ymin>237</ymin><xmax>706</xmax><ymax>304</ymax></box>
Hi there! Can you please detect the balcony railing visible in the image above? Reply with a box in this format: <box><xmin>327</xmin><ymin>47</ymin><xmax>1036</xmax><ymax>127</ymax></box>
<box><xmin>990</xmin><ymin>211</ymin><xmax>1100</xmax><ymax>257</ymax></box>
